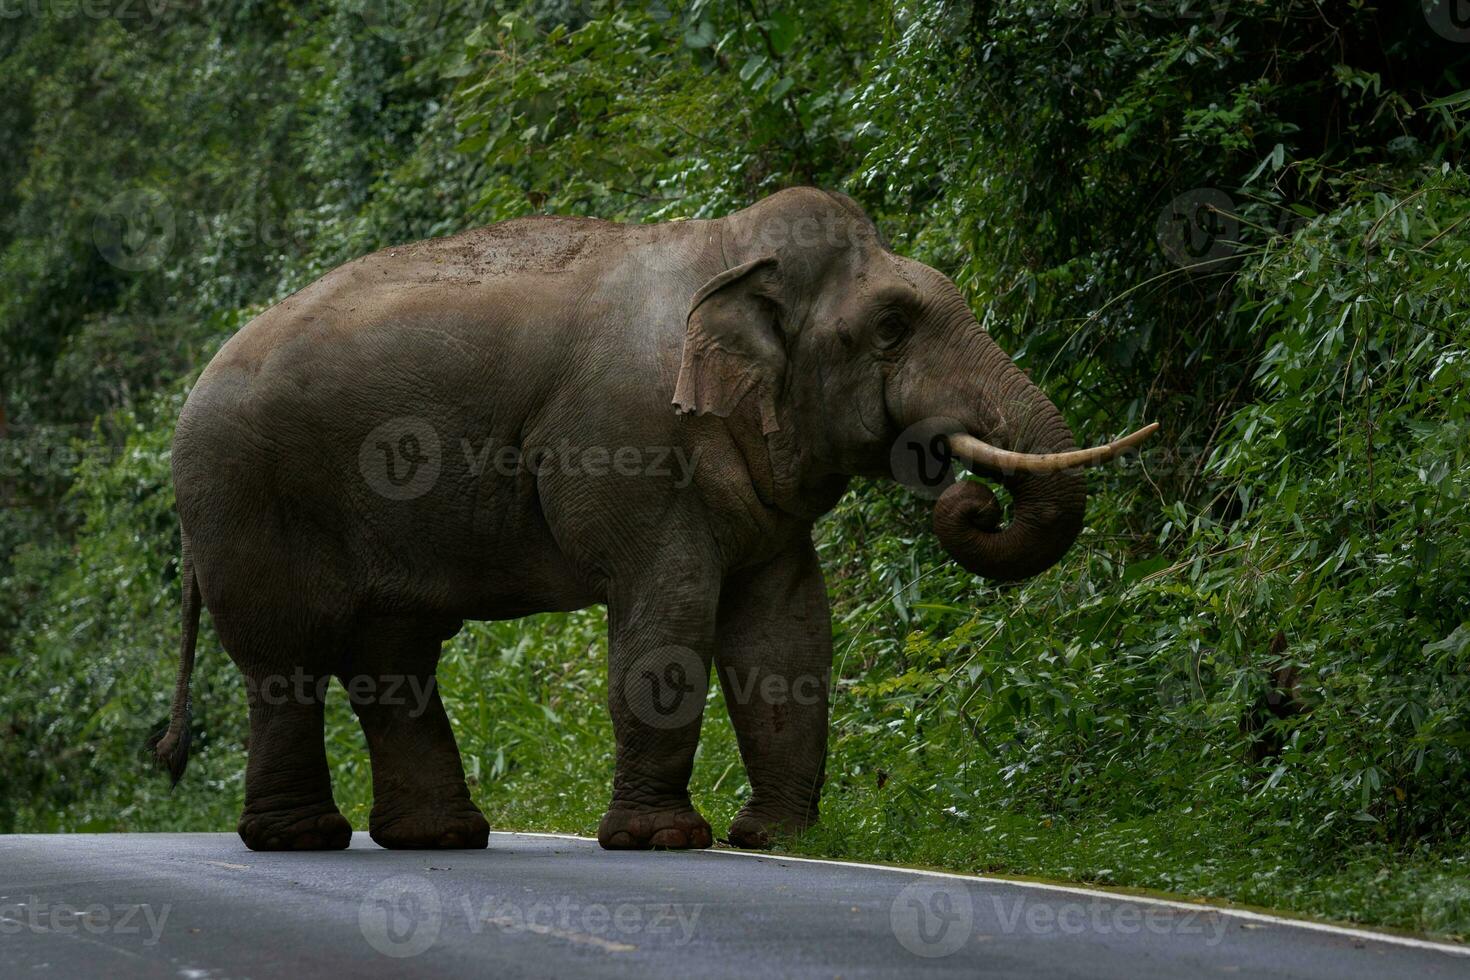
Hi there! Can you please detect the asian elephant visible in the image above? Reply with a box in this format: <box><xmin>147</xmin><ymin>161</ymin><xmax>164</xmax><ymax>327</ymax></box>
<box><xmin>151</xmin><ymin>187</ymin><xmax>1154</xmax><ymax>852</ymax></box>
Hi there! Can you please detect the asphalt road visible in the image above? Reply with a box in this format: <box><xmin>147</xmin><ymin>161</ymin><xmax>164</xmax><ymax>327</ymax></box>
<box><xmin>1</xmin><ymin>832</ymin><xmax>1467</xmax><ymax>979</ymax></box>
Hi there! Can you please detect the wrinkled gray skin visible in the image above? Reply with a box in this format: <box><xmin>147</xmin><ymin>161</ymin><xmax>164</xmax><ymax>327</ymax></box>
<box><xmin>153</xmin><ymin>188</ymin><xmax>1085</xmax><ymax>852</ymax></box>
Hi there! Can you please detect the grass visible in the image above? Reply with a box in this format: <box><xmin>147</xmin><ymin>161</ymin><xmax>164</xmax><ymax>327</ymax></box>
<box><xmin>9</xmin><ymin>584</ymin><xmax>1467</xmax><ymax>943</ymax></box>
<box><xmin>335</xmin><ymin>611</ymin><xmax>1470</xmax><ymax>943</ymax></box>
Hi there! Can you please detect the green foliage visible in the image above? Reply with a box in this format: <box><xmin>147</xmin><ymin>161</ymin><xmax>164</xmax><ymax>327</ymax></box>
<box><xmin>448</xmin><ymin>0</ymin><xmax>882</xmax><ymax>218</ymax></box>
<box><xmin>4</xmin><ymin>0</ymin><xmax>1470</xmax><ymax>937</ymax></box>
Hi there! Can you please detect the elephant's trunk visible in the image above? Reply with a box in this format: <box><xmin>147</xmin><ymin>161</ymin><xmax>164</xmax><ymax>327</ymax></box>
<box><xmin>923</xmin><ymin>329</ymin><xmax>1154</xmax><ymax>583</ymax></box>
<box><xmin>933</xmin><ymin>412</ymin><xmax>1087</xmax><ymax>583</ymax></box>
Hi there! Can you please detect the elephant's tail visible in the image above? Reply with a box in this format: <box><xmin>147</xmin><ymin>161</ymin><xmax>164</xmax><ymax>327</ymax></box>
<box><xmin>148</xmin><ymin>536</ymin><xmax>201</xmax><ymax>786</ymax></box>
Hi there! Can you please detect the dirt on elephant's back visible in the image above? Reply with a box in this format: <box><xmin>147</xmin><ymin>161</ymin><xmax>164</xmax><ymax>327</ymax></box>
<box><xmin>400</xmin><ymin>216</ymin><xmax>625</xmax><ymax>283</ymax></box>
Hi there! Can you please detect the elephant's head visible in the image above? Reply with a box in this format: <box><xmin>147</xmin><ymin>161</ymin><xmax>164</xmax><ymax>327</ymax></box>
<box><xmin>673</xmin><ymin>188</ymin><xmax>1155</xmax><ymax>582</ymax></box>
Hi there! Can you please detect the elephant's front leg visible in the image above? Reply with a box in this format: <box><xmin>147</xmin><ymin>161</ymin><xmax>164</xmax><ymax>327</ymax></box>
<box><xmin>598</xmin><ymin>572</ymin><xmax>719</xmax><ymax>850</ymax></box>
<box><xmin>716</xmin><ymin>537</ymin><xmax>831</xmax><ymax>849</ymax></box>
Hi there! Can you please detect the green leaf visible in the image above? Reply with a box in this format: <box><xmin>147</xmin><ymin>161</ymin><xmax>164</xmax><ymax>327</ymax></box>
<box><xmin>1424</xmin><ymin>89</ymin><xmax>1470</xmax><ymax>110</ymax></box>
<box><xmin>768</xmin><ymin>11</ymin><xmax>800</xmax><ymax>55</ymax></box>
<box><xmin>1122</xmin><ymin>556</ymin><xmax>1170</xmax><ymax>583</ymax></box>
<box><xmin>454</xmin><ymin>132</ymin><xmax>489</xmax><ymax>154</ymax></box>
<box><xmin>1423</xmin><ymin>624</ymin><xmax>1470</xmax><ymax>660</ymax></box>
<box><xmin>683</xmin><ymin>21</ymin><xmax>716</xmax><ymax>49</ymax></box>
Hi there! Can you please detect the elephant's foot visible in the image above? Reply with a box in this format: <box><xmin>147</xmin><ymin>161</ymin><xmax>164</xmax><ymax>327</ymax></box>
<box><xmin>726</xmin><ymin>807</ymin><xmax>816</xmax><ymax>850</ymax></box>
<box><xmin>238</xmin><ymin>804</ymin><xmax>352</xmax><ymax>851</ymax></box>
<box><xmin>598</xmin><ymin>803</ymin><xmax>712</xmax><ymax>850</ymax></box>
<box><xmin>369</xmin><ymin>805</ymin><xmax>490</xmax><ymax>850</ymax></box>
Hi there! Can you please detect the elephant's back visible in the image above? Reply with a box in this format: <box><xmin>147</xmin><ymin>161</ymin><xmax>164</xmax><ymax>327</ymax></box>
<box><xmin>172</xmin><ymin>211</ymin><xmax>711</xmax><ymax>526</ymax></box>
<box><xmin>180</xmin><ymin>213</ymin><xmax>704</xmax><ymax>461</ymax></box>
<box><xmin>200</xmin><ymin>217</ymin><xmax>614</xmax><ymax>375</ymax></box>
<box><xmin>185</xmin><ymin>220</ymin><xmax>618</xmax><ymax>431</ymax></box>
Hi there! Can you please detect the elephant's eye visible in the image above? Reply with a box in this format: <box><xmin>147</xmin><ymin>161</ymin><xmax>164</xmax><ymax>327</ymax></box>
<box><xmin>874</xmin><ymin>309</ymin><xmax>909</xmax><ymax>349</ymax></box>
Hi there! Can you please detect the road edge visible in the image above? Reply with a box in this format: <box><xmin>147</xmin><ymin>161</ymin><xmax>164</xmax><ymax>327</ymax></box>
<box><xmin>490</xmin><ymin>830</ymin><xmax>1470</xmax><ymax>958</ymax></box>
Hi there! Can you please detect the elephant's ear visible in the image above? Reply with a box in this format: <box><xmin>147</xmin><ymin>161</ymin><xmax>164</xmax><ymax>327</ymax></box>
<box><xmin>673</xmin><ymin>255</ymin><xmax>786</xmax><ymax>434</ymax></box>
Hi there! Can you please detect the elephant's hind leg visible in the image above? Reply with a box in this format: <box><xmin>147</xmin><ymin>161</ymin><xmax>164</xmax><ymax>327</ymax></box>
<box><xmin>237</xmin><ymin>666</ymin><xmax>353</xmax><ymax>851</ymax></box>
<box><xmin>344</xmin><ymin>617</ymin><xmax>489</xmax><ymax>850</ymax></box>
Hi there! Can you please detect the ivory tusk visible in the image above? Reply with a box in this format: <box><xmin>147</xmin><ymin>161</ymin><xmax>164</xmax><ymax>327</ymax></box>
<box><xmin>948</xmin><ymin>422</ymin><xmax>1160</xmax><ymax>476</ymax></box>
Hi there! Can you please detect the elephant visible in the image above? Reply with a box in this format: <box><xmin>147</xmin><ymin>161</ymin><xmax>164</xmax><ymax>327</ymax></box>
<box><xmin>150</xmin><ymin>187</ymin><xmax>1154</xmax><ymax>852</ymax></box>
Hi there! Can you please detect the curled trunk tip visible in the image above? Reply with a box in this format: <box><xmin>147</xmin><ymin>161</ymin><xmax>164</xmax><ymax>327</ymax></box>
<box><xmin>933</xmin><ymin>476</ymin><xmax>1085</xmax><ymax>582</ymax></box>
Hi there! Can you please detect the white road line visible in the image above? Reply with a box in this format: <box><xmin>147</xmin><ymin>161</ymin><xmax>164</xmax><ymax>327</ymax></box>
<box><xmin>487</xmin><ymin>831</ymin><xmax>1470</xmax><ymax>958</ymax></box>
<box><xmin>482</xmin><ymin>915</ymin><xmax>637</xmax><ymax>954</ymax></box>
